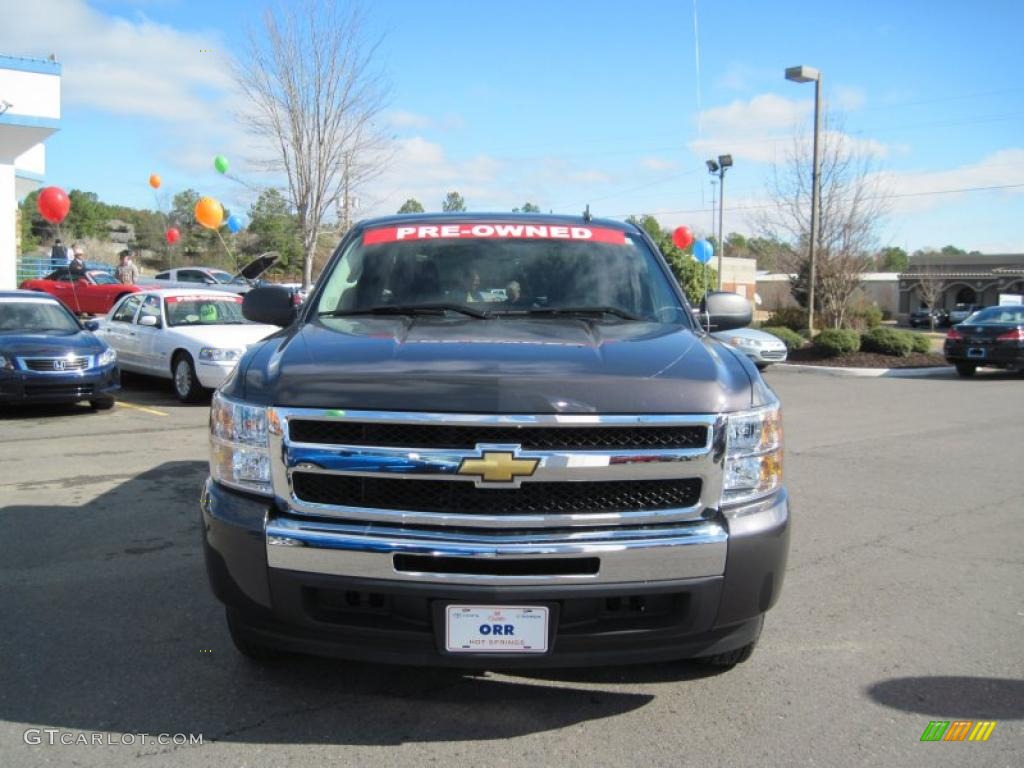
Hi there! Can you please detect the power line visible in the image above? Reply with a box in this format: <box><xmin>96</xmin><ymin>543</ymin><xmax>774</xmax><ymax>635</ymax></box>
<box><xmin>608</xmin><ymin>181</ymin><xmax>1024</xmax><ymax>219</ymax></box>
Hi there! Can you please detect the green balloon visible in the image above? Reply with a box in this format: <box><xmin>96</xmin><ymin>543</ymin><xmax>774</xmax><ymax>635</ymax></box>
<box><xmin>214</xmin><ymin>155</ymin><xmax>229</xmax><ymax>174</ymax></box>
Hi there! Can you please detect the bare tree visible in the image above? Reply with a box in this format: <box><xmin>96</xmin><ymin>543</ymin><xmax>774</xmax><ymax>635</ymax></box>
<box><xmin>759</xmin><ymin>114</ymin><xmax>889</xmax><ymax>329</ymax></box>
<box><xmin>909</xmin><ymin>263</ymin><xmax>946</xmax><ymax>330</ymax></box>
<box><xmin>235</xmin><ymin>1</ymin><xmax>390</xmax><ymax>289</ymax></box>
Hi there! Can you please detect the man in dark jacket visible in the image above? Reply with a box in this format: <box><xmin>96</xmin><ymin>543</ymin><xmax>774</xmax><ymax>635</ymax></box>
<box><xmin>50</xmin><ymin>239</ymin><xmax>67</xmax><ymax>269</ymax></box>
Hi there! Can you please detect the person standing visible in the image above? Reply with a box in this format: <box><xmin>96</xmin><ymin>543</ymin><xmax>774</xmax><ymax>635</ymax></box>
<box><xmin>50</xmin><ymin>239</ymin><xmax>67</xmax><ymax>270</ymax></box>
<box><xmin>115</xmin><ymin>250</ymin><xmax>139</xmax><ymax>284</ymax></box>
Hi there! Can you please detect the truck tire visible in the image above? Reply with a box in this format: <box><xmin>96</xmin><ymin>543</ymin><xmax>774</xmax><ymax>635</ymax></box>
<box><xmin>955</xmin><ymin>362</ymin><xmax>976</xmax><ymax>378</ymax></box>
<box><xmin>172</xmin><ymin>352</ymin><xmax>204</xmax><ymax>403</ymax></box>
<box><xmin>226</xmin><ymin>610</ymin><xmax>285</xmax><ymax>663</ymax></box>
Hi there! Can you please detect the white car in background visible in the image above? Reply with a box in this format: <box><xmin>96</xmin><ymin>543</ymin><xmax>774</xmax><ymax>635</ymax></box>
<box><xmin>96</xmin><ymin>289</ymin><xmax>277</xmax><ymax>402</ymax></box>
<box><xmin>712</xmin><ymin>327</ymin><xmax>789</xmax><ymax>369</ymax></box>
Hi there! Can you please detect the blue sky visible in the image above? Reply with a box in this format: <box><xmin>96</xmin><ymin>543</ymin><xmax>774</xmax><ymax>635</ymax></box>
<box><xmin>3</xmin><ymin>0</ymin><xmax>1023</xmax><ymax>253</ymax></box>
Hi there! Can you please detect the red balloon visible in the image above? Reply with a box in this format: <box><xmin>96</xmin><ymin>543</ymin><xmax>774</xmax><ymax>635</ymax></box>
<box><xmin>672</xmin><ymin>226</ymin><xmax>694</xmax><ymax>250</ymax></box>
<box><xmin>165</xmin><ymin>227</ymin><xmax>181</xmax><ymax>244</ymax></box>
<box><xmin>37</xmin><ymin>186</ymin><xmax>71</xmax><ymax>224</ymax></box>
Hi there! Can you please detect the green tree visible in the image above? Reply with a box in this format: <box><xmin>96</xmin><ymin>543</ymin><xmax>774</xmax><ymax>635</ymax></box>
<box><xmin>876</xmin><ymin>246</ymin><xmax>909</xmax><ymax>272</ymax></box>
<box><xmin>513</xmin><ymin>202</ymin><xmax>540</xmax><ymax>213</ymax></box>
<box><xmin>442</xmin><ymin>191</ymin><xmax>466</xmax><ymax>212</ymax></box>
<box><xmin>65</xmin><ymin>190</ymin><xmax>110</xmax><ymax>239</ymax></box>
<box><xmin>247</xmin><ymin>188</ymin><xmax>303</xmax><ymax>272</ymax></box>
<box><xmin>626</xmin><ymin>215</ymin><xmax>716</xmax><ymax>305</ymax></box>
<box><xmin>18</xmin><ymin>190</ymin><xmax>44</xmax><ymax>251</ymax></box>
<box><xmin>397</xmin><ymin>198</ymin><xmax>424</xmax><ymax>214</ymax></box>
<box><xmin>170</xmin><ymin>188</ymin><xmax>221</xmax><ymax>263</ymax></box>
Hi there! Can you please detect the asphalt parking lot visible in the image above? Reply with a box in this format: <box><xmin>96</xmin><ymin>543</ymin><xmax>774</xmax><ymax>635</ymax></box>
<box><xmin>1</xmin><ymin>369</ymin><xmax>1021</xmax><ymax>768</ymax></box>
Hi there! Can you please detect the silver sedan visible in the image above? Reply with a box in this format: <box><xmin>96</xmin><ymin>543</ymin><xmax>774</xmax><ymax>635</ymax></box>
<box><xmin>712</xmin><ymin>327</ymin><xmax>788</xmax><ymax>369</ymax></box>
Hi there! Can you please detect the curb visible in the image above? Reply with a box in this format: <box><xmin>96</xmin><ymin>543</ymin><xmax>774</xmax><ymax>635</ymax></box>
<box><xmin>770</xmin><ymin>363</ymin><xmax>954</xmax><ymax>379</ymax></box>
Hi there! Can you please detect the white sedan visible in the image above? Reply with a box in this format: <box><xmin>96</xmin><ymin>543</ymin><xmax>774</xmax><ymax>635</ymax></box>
<box><xmin>712</xmin><ymin>327</ymin><xmax>788</xmax><ymax>369</ymax></box>
<box><xmin>96</xmin><ymin>289</ymin><xmax>277</xmax><ymax>402</ymax></box>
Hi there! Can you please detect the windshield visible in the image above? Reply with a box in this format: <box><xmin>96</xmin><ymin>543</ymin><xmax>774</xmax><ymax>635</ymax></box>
<box><xmin>0</xmin><ymin>299</ymin><xmax>80</xmax><ymax>333</ymax></box>
<box><xmin>89</xmin><ymin>272</ymin><xmax>119</xmax><ymax>285</ymax></box>
<box><xmin>314</xmin><ymin>222</ymin><xmax>687</xmax><ymax>323</ymax></box>
<box><xmin>210</xmin><ymin>271</ymin><xmax>236</xmax><ymax>284</ymax></box>
<box><xmin>166</xmin><ymin>295</ymin><xmax>246</xmax><ymax>326</ymax></box>
<box><xmin>965</xmin><ymin>306</ymin><xmax>1024</xmax><ymax>324</ymax></box>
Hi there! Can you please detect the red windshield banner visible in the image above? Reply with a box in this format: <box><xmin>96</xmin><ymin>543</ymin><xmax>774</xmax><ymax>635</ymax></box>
<box><xmin>363</xmin><ymin>223</ymin><xmax>626</xmax><ymax>246</ymax></box>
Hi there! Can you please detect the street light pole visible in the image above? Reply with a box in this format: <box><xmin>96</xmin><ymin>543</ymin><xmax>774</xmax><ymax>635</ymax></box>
<box><xmin>706</xmin><ymin>154</ymin><xmax>733</xmax><ymax>291</ymax></box>
<box><xmin>786</xmin><ymin>65</ymin><xmax>822</xmax><ymax>336</ymax></box>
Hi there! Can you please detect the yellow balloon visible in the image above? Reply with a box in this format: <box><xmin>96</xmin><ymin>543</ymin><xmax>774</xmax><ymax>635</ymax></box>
<box><xmin>194</xmin><ymin>196</ymin><xmax>224</xmax><ymax>229</ymax></box>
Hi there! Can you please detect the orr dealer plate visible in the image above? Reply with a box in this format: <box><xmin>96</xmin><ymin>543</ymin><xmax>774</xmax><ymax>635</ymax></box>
<box><xmin>445</xmin><ymin>605</ymin><xmax>549</xmax><ymax>653</ymax></box>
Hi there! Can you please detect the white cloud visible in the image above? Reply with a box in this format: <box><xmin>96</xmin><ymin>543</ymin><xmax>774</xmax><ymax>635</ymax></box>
<box><xmin>388</xmin><ymin>110</ymin><xmax>433</xmax><ymax>129</ymax></box>
<box><xmin>690</xmin><ymin>93</ymin><xmax>890</xmax><ymax>164</ymax></box>
<box><xmin>833</xmin><ymin>86</ymin><xmax>866</xmax><ymax>111</ymax></box>
<box><xmin>0</xmin><ymin>0</ymin><xmax>232</xmax><ymax>124</ymax></box>
<box><xmin>640</xmin><ymin>157</ymin><xmax>678</xmax><ymax>172</ymax></box>
<box><xmin>872</xmin><ymin>148</ymin><xmax>1024</xmax><ymax>214</ymax></box>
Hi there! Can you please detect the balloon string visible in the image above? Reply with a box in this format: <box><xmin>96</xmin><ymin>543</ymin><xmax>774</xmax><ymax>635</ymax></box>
<box><xmin>214</xmin><ymin>227</ymin><xmax>236</xmax><ymax>268</ymax></box>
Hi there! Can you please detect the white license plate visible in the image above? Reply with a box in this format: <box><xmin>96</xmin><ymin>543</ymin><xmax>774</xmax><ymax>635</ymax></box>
<box><xmin>445</xmin><ymin>605</ymin><xmax>549</xmax><ymax>653</ymax></box>
<box><xmin>968</xmin><ymin>347</ymin><xmax>986</xmax><ymax>358</ymax></box>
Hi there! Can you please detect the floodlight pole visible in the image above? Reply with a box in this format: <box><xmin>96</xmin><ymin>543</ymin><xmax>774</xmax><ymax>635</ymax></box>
<box><xmin>786</xmin><ymin>65</ymin><xmax>822</xmax><ymax>335</ymax></box>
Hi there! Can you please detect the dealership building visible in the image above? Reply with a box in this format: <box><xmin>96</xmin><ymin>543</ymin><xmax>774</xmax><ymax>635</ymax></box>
<box><xmin>0</xmin><ymin>54</ymin><xmax>61</xmax><ymax>290</ymax></box>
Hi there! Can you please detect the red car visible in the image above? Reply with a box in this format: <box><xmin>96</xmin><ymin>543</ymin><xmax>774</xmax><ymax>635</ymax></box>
<box><xmin>20</xmin><ymin>267</ymin><xmax>142</xmax><ymax>315</ymax></box>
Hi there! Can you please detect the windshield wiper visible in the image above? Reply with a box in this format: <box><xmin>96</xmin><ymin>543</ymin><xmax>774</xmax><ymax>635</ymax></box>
<box><xmin>323</xmin><ymin>303</ymin><xmax>489</xmax><ymax>319</ymax></box>
<box><xmin>494</xmin><ymin>306</ymin><xmax>644</xmax><ymax>322</ymax></box>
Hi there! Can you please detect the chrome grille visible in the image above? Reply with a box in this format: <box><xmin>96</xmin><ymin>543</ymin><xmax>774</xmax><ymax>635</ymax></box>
<box><xmin>288</xmin><ymin>420</ymin><xmax>708</xmax><ymax>450</ymax></box>
<box><xmin>20</xmin><ymin>356</ymin><xmax>91</xmax><ymax>372</ymax></box>
<box><xmin>291</xmin><ymin>473</ymin><xmax>702</xmax><ymax>516</ymax></box>
<box><xmin>270</xmin><ymin>409</ymin><xmax>725</xmax><ymax>530</ymax></box>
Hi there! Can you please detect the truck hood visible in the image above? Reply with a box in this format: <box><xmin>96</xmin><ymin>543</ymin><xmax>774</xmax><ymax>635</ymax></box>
<box><xmin>232</xmin><ymin>316</ymin><xmax>758</xmax><ymax>414</ymax></box>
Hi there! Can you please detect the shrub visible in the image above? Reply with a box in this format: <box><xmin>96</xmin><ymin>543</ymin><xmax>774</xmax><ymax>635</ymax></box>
<box><xmin>761</xmin><ymin>326</ymin><xmax>805</xmax><ymax>351</ymax></box>
<box><xmin>766</xmin><ymin>307</ymin><xmax>808</xmax><ymax>332</ymax></box>
<box><xmin>798</xmin><ymin>327</ymin><xmax>813</xmax><ymax>339</ymax></box>
<box><xmin>814</xmin><ymin>328</ymin><xmax>861</xmax><ymax>357</ymax></box>
<box><xmin>910</xmin><ymin>334</ymin><xmax>933</xmax><ymax>354</ymax></box>
<box><xmin>848</xmin><ymin>304</ymin><xmax>883</xmax><ymax>330</ymax></box>
<box><xmin>860</xmin><ymin>327</ymin><xmax>914</xmax><ymax>357</ymax></box>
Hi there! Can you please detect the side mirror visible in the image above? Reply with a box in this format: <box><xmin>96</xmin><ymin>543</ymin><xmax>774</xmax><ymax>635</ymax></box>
<box><xmin>700</xmin><ymin>291</ymin><xmax>752</xmax><ymax>332</ymax></box>
<box><xmin>243</xmin><ymin>286</ymin><xmax>295</xmax><ymax>326</ymax></box>
<box><xmin>139</xmin><ymin>315</ymin><xmax>160</xmax><ymax>328</ymax></box>
<box><xmin>83</xmin><ymin>319</ymin><xmax>100</xmax><ymax>331</ymax></box>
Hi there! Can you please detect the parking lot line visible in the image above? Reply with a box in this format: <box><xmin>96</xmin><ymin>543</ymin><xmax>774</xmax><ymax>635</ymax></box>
<box><xmin>116</xmin><ymin>400</ymin><xmax>170</xmax><ymax>417</ymax></box>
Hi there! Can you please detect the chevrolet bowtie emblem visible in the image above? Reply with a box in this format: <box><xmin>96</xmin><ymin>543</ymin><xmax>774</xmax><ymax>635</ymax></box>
<box><xmin>457</xmin><ymin>450</ymin><xmax>539</xmax><ymax>485</ymax></box>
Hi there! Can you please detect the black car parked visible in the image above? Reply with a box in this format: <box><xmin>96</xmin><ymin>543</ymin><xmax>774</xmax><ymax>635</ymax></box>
<box><xmin>0</xmin><ymin>290</ymin><xmax>120</xmax><ymax>409</ymax></box>
<box><xmin>909</xmin><ymin>306</ymin><xmax>947</xmax><ymax>328</ymax></box>
<box><xmin>944</xmin><ymin>304</ymin><xmax>1024</xmax><ymax>377</ymax></box>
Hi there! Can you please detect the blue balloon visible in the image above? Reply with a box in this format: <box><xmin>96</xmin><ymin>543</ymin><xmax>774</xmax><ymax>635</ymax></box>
<box><xmin>226</xmin><ymin>214</ymin><xmax>244</xmax><ymax>234</ymax></box>
<box><xmin>693</xmin><ymin>239</ymin><xmax>714</xmax><ymax>264</ymax></box>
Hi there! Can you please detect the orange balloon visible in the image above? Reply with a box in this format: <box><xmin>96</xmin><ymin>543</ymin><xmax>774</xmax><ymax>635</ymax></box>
<box><xmin>149</xmin><ymin>173</ymin><xmax>161</xmax><ymax>189</ymax></box>
<box><xmin>194</xmin><ymin>196</ymin><xmax>224</xmax><ymax>229</ymax></box>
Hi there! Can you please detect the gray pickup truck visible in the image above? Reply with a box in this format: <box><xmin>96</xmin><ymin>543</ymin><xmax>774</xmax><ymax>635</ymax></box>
<box><xmin>202</xmin><ymin>213</ymin><xmax>789</xmax><ymax>669</ymax></box>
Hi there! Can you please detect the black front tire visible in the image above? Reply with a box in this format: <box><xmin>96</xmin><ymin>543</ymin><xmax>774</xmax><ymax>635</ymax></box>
<box><xmin>172</xmin><ymin>352</ymin><xmax>204</xmax><ymax>403</ymax></box>
<box><xmin>226</xmin><ymin>610</ymin><xmax>285</xmax><ymax>663</ymax></box>
<box><xmin>89</xmin><ymin>396</ymin><xmax>115</xmax><ymax>411</ymax></box>
<box><xmin>955</xmin><ymin>362</ymin><xmax>977</xmax><ymax>378</ymax></box>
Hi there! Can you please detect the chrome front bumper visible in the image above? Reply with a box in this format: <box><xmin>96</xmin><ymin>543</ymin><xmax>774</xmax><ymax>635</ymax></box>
<box><xmin>266</xmin><ymin>516</ymin><xmax>728</xmax><ymax>586</ymax></box>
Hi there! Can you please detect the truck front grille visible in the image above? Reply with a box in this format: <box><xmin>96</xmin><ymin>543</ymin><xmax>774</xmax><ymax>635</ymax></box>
<box><xmin>291</xmin><ymin>473</ymin><xmax>702</xmax><ymax>516</ymax></box>
<box><xmin>288</xmin><ymin>420</ymin><xmax>708</xmax><ymax>451</ymax></box>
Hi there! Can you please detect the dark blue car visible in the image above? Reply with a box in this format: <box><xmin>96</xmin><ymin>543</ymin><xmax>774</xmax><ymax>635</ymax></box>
<box><xmin>0</xmin><ymin>290</ymin><xmax>120</xmax><ymax>410</ymax></box>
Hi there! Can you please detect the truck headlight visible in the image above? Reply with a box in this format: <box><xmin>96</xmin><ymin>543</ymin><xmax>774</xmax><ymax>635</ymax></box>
<box><xmin>210</xmin><ymin>392</ymin><xmax>274</xmax><ymax>496</ymax></box>
<box><xmin>722</xmin><ymin>403</ymin><xmax>782</xmax><ymax>505</ymax></box>
<box><xmin>199</xmin><ymin>347</ymin><xmax>244</xmax><ymax>362</ymax></box>
<box><xmin>97</xmin><ymin>347</ymin><xmax>117</xmax><ymax>367</ymax></box>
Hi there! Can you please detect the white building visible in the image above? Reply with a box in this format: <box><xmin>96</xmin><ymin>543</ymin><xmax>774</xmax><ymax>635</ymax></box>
<box><xmin>0</xmin><ymin>54</ymin><xmax>61</xmax><ymax>290</ymax></box>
